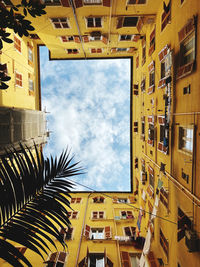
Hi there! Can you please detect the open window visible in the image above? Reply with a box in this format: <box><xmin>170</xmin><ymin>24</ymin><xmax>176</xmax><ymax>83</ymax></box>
<box><xmin>142</xmin><ymin>37</ymin><xmax>146</xmax><ymax>65</ymax></box>
<box><xmin>124</xmin><ymin>226</ymin><xmax>136</xmax><ymax>237</ymax></box>
<box><xmin>177</xmin><ymin>17</ymin><xmax>196</xmax><ymax>79</ymax></box>
<box><xmin>84</xmin><ymin>225</ymin><xmax>112</xmax><ymax>240</ymax></box>
<box><xmin>158</xmin><ymin>45</ymin><xmax>170</xmax><ymax>88</ymax></box>
<box><xmin>119</xmin><ymin>34</ymin><xmax>140</xmax><ymax>42</ymax></box>
<box><xmin>59</xmin><ymin>227</ymin><xmax>74</xmax><ymax>240</ymax></box>
<box><xmin>121</xmin><ymin>211</ymin><xmax>134</xmax><ymax>219</ymax></box>
<box><xmin>157</xmin><ymin>116</ymin><xmax>168</xmax><ymax>154</ymax></box>
<box><xmin>177</xmin><ymin>207</ymin><xmax>192</xmax><ymax>242</ymax></box>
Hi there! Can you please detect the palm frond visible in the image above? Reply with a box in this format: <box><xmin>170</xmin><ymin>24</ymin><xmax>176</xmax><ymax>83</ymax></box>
<box><xmin>0</xmin><ymin>143</ymin><xmax>83</xmax><ymax>266</ymax></box>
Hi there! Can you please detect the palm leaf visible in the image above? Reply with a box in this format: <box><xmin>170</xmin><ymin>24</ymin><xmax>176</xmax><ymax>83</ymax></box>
<box><xmin>0</xmin><ymin>143</ymin><xmax>83</xmax><ymax>266</ymax></box>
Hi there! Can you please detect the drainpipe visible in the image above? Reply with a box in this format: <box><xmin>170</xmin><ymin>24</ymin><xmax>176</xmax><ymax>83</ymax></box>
<box><xmin>107</xmin><ymin>0</ymin><xmax>113</xmax><ymax>52</ymax></box>
<box><xmin>112</xmin><ymin>207</ymin><xmax>122</xmax><ymax>267</ymax></box>
<box><xmin>70</xmin><ymin>0</ymin><xmax>86</xmax><ymax>58</ymax></box>
<box><xmin>75</xmin><ymin>192</ymin><xmax>93</xmax><ymax>267</ymax></box>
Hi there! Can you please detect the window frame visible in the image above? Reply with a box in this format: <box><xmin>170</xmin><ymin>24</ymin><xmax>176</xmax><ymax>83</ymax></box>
<box><xmin>86</xmin><ymin>17</ymin><xmax>102</xmax><ymax>28</ymax></box>
<box><xmin>178</xmin><ymin>126</ymin><xmax>193</xmax><ymax>154</ymax></box>
<box><xmin>91</xmin><ymin>228</ymin><xmax>104</xmax><ymax>240</ymax></box>
<box><xmin>91</xmin><ymin>211</ymin><xmax>105</xmax><ymax>219</ymax></box>
<box><xmin>160</xmin><ymin>228</ymin><xmax>169</xmax><ymax>259</ymax></box>
<box><xmin>121</xmin><ymin>210</ymin><xmax>134</xmax><ymax>219</ymax></box>
<box><xmin>123</xmin><ymin>226</ymin><xmax>136</xmax><ymax>237</ymax></box>
<box><xmin>15</xmin><ymin>71</ymin><xmax>23</xmax><ymax>87</ymax></box>
<box><xmin>180</xmin><ymin>31</ymin><xmax>195</xmax><ymax>67</ymax></box>
<box><xmin>68</xmin><ymin>211</ymin><xmax>78</xmax><ymax>219</ymax></box>
<box><xmin>50</xmin><ymin>18</ymin><xmax>70</xmax><ymax>29</ymax></box>
<box><xmin>14</xmin><ymin>35</ymin><xmax>21</xmax><ymax>53</ymax></box>
<box><xmin>65</xmin><ymin>48</ymin><xmax>79</xmax><ymax>54</ymax></box>
<box><xmin>93</xmin><ymin>196</ymin><xmax>105</xmax><ymax>203</ymax></box>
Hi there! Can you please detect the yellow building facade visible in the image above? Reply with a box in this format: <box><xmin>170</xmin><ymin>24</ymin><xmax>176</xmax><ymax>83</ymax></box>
<box><xmin>0</xmin><ymin>0</ymin><xmax>200</xmax><ymax>266</ymax></box>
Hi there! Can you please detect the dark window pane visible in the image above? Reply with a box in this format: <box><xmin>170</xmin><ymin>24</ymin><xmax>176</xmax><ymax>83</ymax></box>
<box><xmin>123</xmin><ymin>17</ymin><xmax>138</xmax><ymax>27</ymax></box>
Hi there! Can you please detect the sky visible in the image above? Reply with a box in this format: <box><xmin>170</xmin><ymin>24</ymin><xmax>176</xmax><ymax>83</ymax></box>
<box><xmin>40</xmin><ymin>47</ymin><xmax>131</xmax><ymax>192</ymax></box>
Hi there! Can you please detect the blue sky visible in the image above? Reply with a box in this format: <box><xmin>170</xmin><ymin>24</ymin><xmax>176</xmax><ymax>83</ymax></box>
<box><xmin>40</xmin><ymin>47</ymin><xmax>131</xmax><ymax>191</ymax></box>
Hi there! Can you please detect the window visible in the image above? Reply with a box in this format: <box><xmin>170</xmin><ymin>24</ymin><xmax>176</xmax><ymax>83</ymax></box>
<box><xmin>44</xmin><ymin>0</ymin><xmax>61</xmax><ymax>5</ymax></box>
<box><xmin>160</xmin><ymin>229</ymin><xmax>169</xmax><ymax>258</ymax></box>
<box><xmin>27</xmin><ymin>43</ymin><xmax>33</xmax><ymax>65</ymax></box>
<box><xmin>181</xmin><ymin>169</ymin><xmax>189</xmax><ymax>183</ymax></box>
<box><xmin>141</xmin><ymin>116</ymin><xmax>145</xmax><ymax>137</ymax></box>
<box><xmin>29</xmin><ymin>79</ymin><xmax>34</xmax><ymax>92</ymax></box>
<box><xmin>66</xmin><ymin>49</ymin><xmax>79</xmax><ymax>54</ymax></box>
<box><xmin>161</xmin><ymin>1</ymin><xmax>171</xmax><ymax>31</ymax></box>
<box><xmin>124</xmin><ymin>226</ymin><xmax>136</xmax><ymax>237</ymax></box>
<box><xmin>180</xmin><ymin>32</ymin><xmax>195</xmax><ymax>66</ymax></box>
<box><xmin>120</xmin><ymin>34</ymin><xmax>132</xmax><ymax>41</ymax></box>
<box><xmin>90</xmin><ymin>48</ymin><xmax>102</xmax><ymax>53</ymax></box>
<box><xmin>178</xmin><ymin>126</ymin><xmax>193</xmax><ymax>153</ymax></box>
<box><xmin>60</xmin><ymin>36</ymin><xmax>74</xmax><ymax>42</ymax></box>
<box><xmin>183</xmin><ymin>85</ymin><xmax>191</xmax><ymax>95</ymax></box>
<box><xmin>88</xmin><ymin>254</ymin><xmax>104</xmax><ymax>267</ymax></box>
<box><xmin>71</xmin><ymin>197</ymin><xmax>82</xmax><ymax>203</ymax></box>
<box><xmin>148</xmin><ymin>121</ymin><xmax>154</xmax><ymax>146</ymax></box>
<box><xmin>121</xmin><ymin>211</ymin><xmax>134</xmax><ymax>219</ymax></box>
<box><xmin>92</xmin><ymin>211</ymin><xmax>104</xmax><ymax>219</ymax></box>
<box><xmin>14</xmin><ymin>35</ymin><xmax>21</xmax><ymax>53</ymax></box>
<box><xmin>180</xmin><ymin>0</ymin><xmax>185</xmax><ymax>4</ymax></box>
<box><xmin>84</xmin><ymin>0</ymin><xmax>102</xmax><ymax>4</ymax></box>
<box><xmin>86</xmin><ymin>17</ymin><xmax>102</xmax><ymax>27</ymax></box>
<box><xmin>117</xmin><ymin>16</ymin><xmax>138</xmax><ymax>28</ymax></box>
<box><xmin>128</xmin><ymin>0</ymin><xmax>146</xmax><ymax>4</ymax></box>
<box><xmin>59</xmin><ymin>227</ymin><xmax>73</xmax><ymax>240</ymax></box>
<box><xmin>148</xmin><ymin>166</ymin><xmax>154</xmax><ymax>189</ymax></box>
<box><xmin>117</xmin><ymin>48</ymin><xmax>128</xmax><ymax>52</ymax></box>
<box><xmin>141</xmin><ymin>78</ymin><xmax>146</xmax><ymax>92</ymax></box>
<box><xmin>142</xmin><ymin>37</ymin><xmax>146</xmax><ymax>65</ymax></box>
<box><xmin>177</xmin><ymin>17</ymin><xmax>196</xmax><ymax>79</ymax></box>
<box><xmin>149</xmin><ymin>28</ymin><xmax>155</xmax><ymax>56</ymax></box>
<box><xmin>91</xmin><ymin>228</ymin><xmax>104</xmax><ymax>239</ymax></box>
<box><xmin>50</xmin><ymin>18</ymin><xmax>69</xmax><ymax>28</ymax></box>
<box><xmin>160</xmin><ymin>187</ymin><xmax>169</xmax><ymax>210</ymax></box>
<box><xmin>118</xmin><ymin>198</ymin><xmax>128</xmax><ymax>203</ymax></box>
<box><xmin>148</xmin><ymin>61</ymin><xmax>155</xmax><ymax>94</ymax></box>
<box><xmin>133</xmin><ymin>121</ymin><xmax>138</xmax><ymax>132</ymax></box>
<box><xmin>93</xmin><ymin>196</ymin><xmax>104</xmax><ymax>203</ymax></box>
<box><xmin>45</xmin><ymin>252</ymin><xmax>67</xmax><ymax>267</ymax></box>
<box><xmin>177</xmin><ymin>207</ymin><xmax>192</xmax><ymax>242</ymax></box>
<box><xmin>84</xmin><ymin>225</ymin><xmax>112</xmax><ymax>240</ymax></box>
<box><xmin>68</xmin><ymin>211</ymin><xmax>78</xmax><ymax>219</ymax></box>
<box><xmin>15</xmin><ymin>71</ymin><xmax>22</xmax><ymax>87</ymax></box>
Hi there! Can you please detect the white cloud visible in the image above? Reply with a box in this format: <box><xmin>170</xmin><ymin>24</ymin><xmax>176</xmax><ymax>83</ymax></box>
<box><xmin>40</xmin><ymin>47</ymin><xmax>130</xmax><ymax>191</ymax></box>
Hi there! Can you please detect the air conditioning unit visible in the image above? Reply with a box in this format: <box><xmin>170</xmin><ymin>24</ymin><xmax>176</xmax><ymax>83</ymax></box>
<box><xmin>185</xmin><ymin>230</ymin><xmax>200</xmax><ymax>252</ymax></box>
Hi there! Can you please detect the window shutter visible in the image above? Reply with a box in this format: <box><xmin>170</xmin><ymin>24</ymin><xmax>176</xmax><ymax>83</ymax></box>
<box><xmin>92</xmin><ymin>211</ymin><xmax>98</xmax><ymax>219</ymax></box>
<box><xmin>18</xmin><ymin>247</ymin><xmax>27</xmax><ymax>255</ymax></box>
<box><xmin>57</xmin><ymin>252</ymin><xmax>67</xmax><ymax>263</ymax></box>
<box><xmin>102</xmin><ymin>36</ymin><xmax>108</xmax><ymax>44</ymax></box>
<box><xmin>111</xmin><ymin>48</ymin><xmax>117</xmax><ymax>54</ymax></box>
<box><xmin>91</xmin><ymin>48</ymin><xmax>96</xmax><ymax>53</ymax></box>
<box><xmin>71</xmin><ymin>198</ymin><xmax>76</xmax><ymax>203</ymax></box>
<box><xmin>77</xmin><ymin>198</ymin><xmax>81</xmax><ymax>203</ymax></box>
<box><xmin>84</xmin><ymin>225</ymin><xmax>90</xmax><ymax>238</ymax></box>
<box><xmin>97</xmin><ymin>48</ymin><xmax>102</xmax><ymax>53</ymax></box>
<box><xmin>60</xmin><ymin>0</ymin><xmax>70</xmax><ymax>7</ymax></box>
<box><xmin>136</xmin><ymin>16</ymin><xmax>144</xmax><ymax>33</ymax></box>
<box><xmin>74</xmin><ymin>0</ymin><xmax>83</xmax><ymax>8</ymax></box>
<box><xmin>99</xmin><ymin>211</ymin><xmax>104</xmax><ymax>218</ymax></box>
<box><xmin>105</xmin><ymin>226</ymin><xmax>112</xmax><ymax>239</ymax></box>
<box><xmin>124</xmin><ymin>227</ymin><xmax>131</xmax><ymax>236</ymax></box>
<box><xmin>127</xmin><ymin>211</ymin><xmax>133</xmax><ymax>218</ymax></box>
<box><xmin>132</xmin><ymin>35</ymin><xmax>140</xmax><ymax>42</ymax></box>
<box><xmin>128</xmin><ymin>47</ymin><xmax>135</xmax><ymax>53</ymax></box>
<box><xmin>82</xmin><ymin>35</ymin><xmax>89</xmax><ymax>42</ymax></box>
<box><xmin>178</xmin><ymin>18</ymin><xmax>195</xmax><ymax>43</ymax></box>
<box><xmin>72</xmin><ymin>211</ymin><xmax>78</xmax><ymax>218</ymax></box>
<box><xmin>78</xmin><ymin>257</ymin><xmax>86</xmax><ymax>267</ymax></box>
<box><xmin>121</xmin><ymin>251</ymin><xmax>131</xmax><ymax>267</ymax></box>
<box><xmin>117</xmin><ymin>17</ymin><xmax>124</xmax><ymax>29</ymax></box>
<box><xmin>131</xmin><ymin>226</ymin><xmax>136</xmax><ymax>235</ymax></box>
<box><xmin>107</xmin><ymin>257</ymin><xmax>113</xmax><ymax>267</ymax></box>
<box><xmin>103</xmin><ymin>0</ymin><xmax>111</xmax><ymax>7</ymax></box>
<box><xmin>129</xmin><ymin>196</ymin><xmax>135</xmax><ymax>203</ymax></box>
<box><xmin>74</xmin><ymin>36</ymin><xmax>80</xmax><ymax>43</ymax></box>
<box><xmin>112</xmin><ymin>196</ymin><xmax>118</xmax><ymax>203</ymax></box>
<box><xmin>49</xmin><ymin>252</ymin><xmax>57</xmax><ymax>262</ymax></box>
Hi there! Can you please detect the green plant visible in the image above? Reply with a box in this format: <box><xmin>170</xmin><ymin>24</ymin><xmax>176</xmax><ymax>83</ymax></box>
<box><xmin>0</xmin><ymin>143</ymin><xmax>83</xmax><ymax>266</ymax></box>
